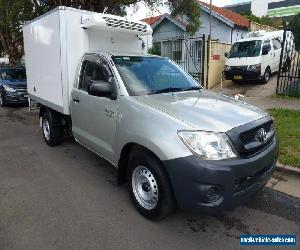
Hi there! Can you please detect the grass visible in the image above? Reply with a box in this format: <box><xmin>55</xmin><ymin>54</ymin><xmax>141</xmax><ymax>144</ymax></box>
<box><xmin>268</xmin><ymin>108</ymin><xmax>300</xmax><ymax>168</ymax></box>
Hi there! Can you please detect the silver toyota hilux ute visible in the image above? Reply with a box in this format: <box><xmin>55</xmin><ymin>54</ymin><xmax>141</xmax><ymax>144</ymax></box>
<box><xmin>42</xmin><ymin>52</ymin><xmax>279</xmax><ymax>220</ymax></box>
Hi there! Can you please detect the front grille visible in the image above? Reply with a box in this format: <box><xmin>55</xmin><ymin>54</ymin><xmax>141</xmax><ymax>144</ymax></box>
<box><xmin>16</xmin><ymin>88</ymin><xmax>27</xmax><ymax>95</ymax></box>
<box><xmin>240</xmin><ymin>121</ymin><xmax>272</xmax><ymax>143</ymax></box>
<box><xmin>227</xmin><ymin>117</ymin><xmax>275</xmax><ymax>158</ymax></box>
<box><xmin>103</xmin><ymin>17</ymin><xmax>148</xmax><ymax>33</ymax></box>
<box><xmin>233</xmin><ymin>160</ymin><xmax>275</xmax><ymax>193</ymax></box>
<box><xmin>231</xmin><ymin>65</ymin><xmax>248</xmax><ymax>71</ymax></box>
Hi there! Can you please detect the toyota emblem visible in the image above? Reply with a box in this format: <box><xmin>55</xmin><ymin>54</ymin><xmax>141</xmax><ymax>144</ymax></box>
<box><xmin>257</xmin><ymin>128</ymin><xmax>267</xmax><ymax>142</ymax></box>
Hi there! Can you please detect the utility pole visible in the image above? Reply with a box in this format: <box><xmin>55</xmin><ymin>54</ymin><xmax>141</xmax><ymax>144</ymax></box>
<box><xmin>206</xmin><ymin>0</ymin><xmax>212</xmax><ymax>89</ymax></box>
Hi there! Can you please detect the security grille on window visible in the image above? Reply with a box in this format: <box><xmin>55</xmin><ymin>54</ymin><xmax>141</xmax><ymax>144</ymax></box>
<box><xmin>172</xmin><ymin>41</ymin><xmax>182</xmax><ymax>61</ymax></box>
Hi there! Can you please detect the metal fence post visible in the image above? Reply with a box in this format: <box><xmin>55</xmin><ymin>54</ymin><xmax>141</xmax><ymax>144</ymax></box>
<box><xmin>201</xmin><ymin>34</ymin><xmax>206</xmax><ymax>85</ymax></box>
<box><xmin>276</xmin><ymin>28</ymin><xmax>287</xmax><ymax>95</ymax></box>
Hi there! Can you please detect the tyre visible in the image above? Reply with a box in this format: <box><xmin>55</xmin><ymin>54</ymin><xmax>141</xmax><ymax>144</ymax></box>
<box><xmin>42</xmin><ymin>110</ymin><xmax>63</xmax><ymax>146</ymax></box>
<box><xmin>128</xmin><ymin>147</ymin><xmax>176</xmax><ymax>220</ymax></box>
<box><xmin>0</xmin><ymin>93</ymin><xmax>6</xmax><ymax>107</ymax></box>
<box><xmin>262</xmin><ymin>68</ymin><xmax>271</xmax><ymax>84</ymax></box>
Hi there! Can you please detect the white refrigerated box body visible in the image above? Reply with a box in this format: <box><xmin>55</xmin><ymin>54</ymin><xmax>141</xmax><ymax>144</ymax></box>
<box><xmin>23</xmin><ymin>6</ymin><xmax>152</xmax><ymax>114</ymax></box>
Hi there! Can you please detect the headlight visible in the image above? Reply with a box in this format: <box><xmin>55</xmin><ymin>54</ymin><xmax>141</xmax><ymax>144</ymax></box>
<box><xmin>3</xmin><ymin>85</ymin><xmax>16</xmax><ymax>92</ymax></box>
<box><xmin>248</xmin><ymin>64</ymin><xmax>261</xmax><ymax>71</ymax></box>
<box><xmin>224</xmin><ymin>65</ymin><xmax>231</xmax><ymax>71</ymax></box>
<box><xmin>178</xmin><ymin>131</ymin><xmax>237</xmax><ymax>160</ymax></box>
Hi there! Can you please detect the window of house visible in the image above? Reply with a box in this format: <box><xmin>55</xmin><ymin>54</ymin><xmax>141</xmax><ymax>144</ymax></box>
<box><xmin>162</xmin><ymin>41</ymin><xmax>172</xmax><ymax>58</ymax></box>
<box><xmin>172</xmin><ymin>40</ymin><xmax>182</xmax><ymax>61</ymax></box>
<box><xmin>153</xmin><ymin>42</ymin><xmax>161</xmax><ymax>55</ymax></box>
<box><xmin>161</xmin><ymin>40</ymin><xmax>182</xmax><ymax>61</ymax></box>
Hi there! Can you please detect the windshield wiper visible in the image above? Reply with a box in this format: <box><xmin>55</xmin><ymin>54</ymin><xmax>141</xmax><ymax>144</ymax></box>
<box><xmin>151</xmin><ymin>87</ymin><xmax>184</xmax><ymax>94</ymax></box>
<box><xmin>182</xmin><ymin>86</ymin><xmax>202</xmax><ymax>91</ymax></box>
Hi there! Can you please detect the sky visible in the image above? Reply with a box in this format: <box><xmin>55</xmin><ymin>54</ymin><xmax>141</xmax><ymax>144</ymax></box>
<box><xmin>126</xmin><ymin>0</ymin><xmax>250</xmax><ymax>21</ymax></box>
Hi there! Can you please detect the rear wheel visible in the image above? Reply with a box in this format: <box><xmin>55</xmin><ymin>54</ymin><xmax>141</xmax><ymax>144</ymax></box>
<box><xmin>128</xmin><ymin>147</ymin><xmax>176</xmax><ymax>220</ymax></box>
<box><xmin>42</xmin><ymin>110</ymin><xmax>63</xmax><ymax>146</ymax></box>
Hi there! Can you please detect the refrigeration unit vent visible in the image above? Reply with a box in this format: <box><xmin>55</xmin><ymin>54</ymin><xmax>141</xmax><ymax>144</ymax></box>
<box><xmin>103</xmin><ymin>17</ymin><xmax>148</xmax><ymax>33</ymax></box>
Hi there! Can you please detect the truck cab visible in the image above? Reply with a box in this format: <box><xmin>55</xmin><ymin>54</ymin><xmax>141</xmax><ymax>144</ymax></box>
<box><xmin>65</xmin><ymin>52</ymin><xmax>278</xmax><ymax>219</ymax></box>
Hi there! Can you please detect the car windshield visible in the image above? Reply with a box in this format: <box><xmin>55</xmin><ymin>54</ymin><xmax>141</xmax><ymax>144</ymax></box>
<box><xmin>112</xmin><ymin>56</ymin><xmax>201</xmax><ymax>96</ymax></box>
<box><xmin>1</xmin><ymin>69</ymin><xmax>26</xmax><ymax>81</ymax></box>
<box><xmin>229</xmin><ymin>40</ymin><xmax>262</xmax><ymax>58</ymax></box>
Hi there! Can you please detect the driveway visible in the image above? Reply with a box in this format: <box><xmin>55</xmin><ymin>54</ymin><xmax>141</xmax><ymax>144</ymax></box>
<box><xmin>0</xmin><ymin>106</ymin><xmax>299</xmax><ymax>249</ymax></box>
<box><xmin>212</xmin><ymin>74</ymin><xmax>300</xmax><ymax>110</ymax></box>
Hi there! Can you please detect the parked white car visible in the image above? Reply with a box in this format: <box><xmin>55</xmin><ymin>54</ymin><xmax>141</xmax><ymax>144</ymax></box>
<box><xmin>224</xmin><ymin>30</ymin><xmax>294</xmax><ymax>83</ymax></box>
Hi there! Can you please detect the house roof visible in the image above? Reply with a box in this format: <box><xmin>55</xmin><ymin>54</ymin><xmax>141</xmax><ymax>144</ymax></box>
<box><xmin>141</xmin><ymin>2</ymin><xmax>250</xmax><ymax>29</ymax></box>
<box><xmin>141</xmin><ymin>15</ymin><xmax>162</xmax><ymax>26</ymax></box>
<box><xmin>142</xmin><ymin>14</ymin><xmax>187</xmax><ymax>31</ymax></box>
<box><xmin>199</xmin><ymin>1</ymin><xmax>250</xmax><ymax>28</ymax></box>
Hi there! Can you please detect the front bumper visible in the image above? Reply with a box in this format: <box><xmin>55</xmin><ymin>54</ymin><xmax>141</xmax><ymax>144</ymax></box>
<box><xmin>224</xmin><ymin>69</ymin><xmax>261</xmax><ymax>81</ymax></box>
<box><xmin>3</xmin><ymin>92</ymin><xmax>28</xmax><ymax>103</ymax></box>
<box><xmin>164</xmin><ymin>137</ymin><xmax>279</xmax><ymax>213</ymax></box>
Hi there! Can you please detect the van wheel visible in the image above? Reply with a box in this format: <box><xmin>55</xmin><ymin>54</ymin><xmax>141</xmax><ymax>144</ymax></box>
<box><xmin>0</xmin><ymin>94</ymin><xmax>6</xmax><ymax>107</ymax></box>
<box><xmin>262</xmin><ymin>68</ymin><xmax>271</xmax><ymax>84</ymax></box>
<box><xmin>128</xmin><ymin>147</ymin><xmax>176</xmax><ymax>220</ymax></box>
<box><xmin>42</xmin><ymin>110</ymin><xmax>63</xmax><ymax>146</ymax></box>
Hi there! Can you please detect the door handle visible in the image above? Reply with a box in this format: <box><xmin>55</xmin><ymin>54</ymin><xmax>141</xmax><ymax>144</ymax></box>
<box><xmin>73</xmin><ymin>98</ymin><xmax>80</xmax><ymax>103</ymax></box>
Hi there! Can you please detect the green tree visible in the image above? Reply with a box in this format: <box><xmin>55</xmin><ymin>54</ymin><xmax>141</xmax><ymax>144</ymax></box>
<box><xmin>289</xmin><ymin>13</ymin><xmax>300</xmax><ymax>50</ymax></box>
<box><xmin>0</xmin><ymin>0</ymin><xmax>201</xmax><ymax>64</ymax></box>
<box><xmin>241</xmin><ymin>10</ymin><xmax>282</xmax><ymax>29</ymax></box>
<box><xmin>0</xmin><ymin>0</ymin><xmax>47</xmax><ymax>64</ymax></box>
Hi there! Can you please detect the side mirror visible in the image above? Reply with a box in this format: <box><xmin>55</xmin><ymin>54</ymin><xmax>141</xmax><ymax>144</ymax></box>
<box><xmin>262</xmin><ymin>45</ymin><xmax>271</xmax><ymax>55</ymax></box>
<box><xmin>88</xmin><ymin>80</ymin><xmax>116</xmax><ymax>100</ymax></box>
<box><xmin>224</xmin><ymin>52</ymin><xmax>229</xmax><ymax>58</ymax></box>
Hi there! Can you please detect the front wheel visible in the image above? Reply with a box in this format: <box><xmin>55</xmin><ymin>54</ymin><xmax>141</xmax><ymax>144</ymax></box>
<box><xmin>42</xmin><ymin>110</ymin><xmax>63</xmax><ymax>146</ymax></box>
<box><xmin>262</xmin><ymin>68</ymin><xmax>271</xmax><ymax>84</ymax></box>
<box><xmin>0</xmin><ymin>94</ymin><xmax>6</xmax><ymax>107</ymax></box>
<box><xmin>128</xmin><ymin>147</ymin><xmax>176</xmax><ymax>220</ymax></box>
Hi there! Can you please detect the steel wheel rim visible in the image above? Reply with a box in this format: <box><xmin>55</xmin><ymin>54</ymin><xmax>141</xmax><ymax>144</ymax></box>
<box><xmin>43</xmin><ymin>118</ymin><xmax>51</xmax><ymax>141</ymax></box>
<box><xmin>265</xmin><ymin>71</ymin><xmax>270</xmax><ymax>81</ymax></box>
<box><xmin>132</xmin><ymin>166</ymin><xmax>159</xmax><ymax>210</ymax></box>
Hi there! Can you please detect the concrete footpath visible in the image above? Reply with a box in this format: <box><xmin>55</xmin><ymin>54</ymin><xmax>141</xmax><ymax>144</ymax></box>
<box><xmin>212</xmin><ymin>74</ymin><xmax>300</xmax><ymax>110</ymax></box>
<box><xmin>267</xmin><ymin>164</ymin><xmax>300</xmax><ymax>199</ymax></box>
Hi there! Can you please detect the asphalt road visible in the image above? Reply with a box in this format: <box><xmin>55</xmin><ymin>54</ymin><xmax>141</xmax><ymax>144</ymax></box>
<box><xmin>0</xmin><ymin>106</ymin><xmax>299</xmax><ymax>250</ymax></box>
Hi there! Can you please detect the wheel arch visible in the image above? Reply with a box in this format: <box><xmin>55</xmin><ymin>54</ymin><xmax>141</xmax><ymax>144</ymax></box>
<box><xmin>117</xmin><ymin>142</ymin><xmax>170</xmax><ymax>185</ymax></box>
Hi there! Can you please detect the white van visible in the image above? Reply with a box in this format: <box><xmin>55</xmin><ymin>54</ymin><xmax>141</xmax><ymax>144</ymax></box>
<box><xmin>224</xmin><ymin>30</ymin><xmax>294</xmax><ymax>83</ymax></box>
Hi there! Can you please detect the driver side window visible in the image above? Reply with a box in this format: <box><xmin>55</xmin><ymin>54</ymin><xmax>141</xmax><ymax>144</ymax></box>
<box><xmin>263</xmin><ymin>40</ymin><xmax>271</xmax><ymax>51</ymax></box>
<box><xmin>78</xmin><ymin>59</ymin><xmax>112</xmax><ymax>92</ymax></box>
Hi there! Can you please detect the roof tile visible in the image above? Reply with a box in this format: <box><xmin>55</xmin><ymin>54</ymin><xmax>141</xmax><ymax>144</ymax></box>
<box><xmin>141</xmin><ymin>15</ymin><xmax>162</xmax><ymax>25</ymax></box>
<box><xmin>199</xmin><ymin>1</ymin><xmax>250</xmax><ymax>28</ymax></box>
<box><xmin>141</xmin><ymin>2</ymin><xmax>250</xmax><ymax>29</ymax></box>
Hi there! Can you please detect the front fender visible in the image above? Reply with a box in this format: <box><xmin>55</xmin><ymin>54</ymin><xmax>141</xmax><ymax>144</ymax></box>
<box><xmin>115</xmin><ymin>96</ymin><xmax>192</xmax><ymax>164</ymax></box>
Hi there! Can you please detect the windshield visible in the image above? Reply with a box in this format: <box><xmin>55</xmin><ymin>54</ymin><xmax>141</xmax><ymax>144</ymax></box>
<box><xmin>0</xmin><ymin>69</ymin><xmax>26</xmax><ymax>81</ymax></box>
<box><xmin>112</xmin><ymin>56</ymin><xmax>200</xmax><ymax>96</ymax></box>
<box><xmin>229</xmin><ymin>40</ymin><xmax>262</xmax><ymax>58</ymax></box>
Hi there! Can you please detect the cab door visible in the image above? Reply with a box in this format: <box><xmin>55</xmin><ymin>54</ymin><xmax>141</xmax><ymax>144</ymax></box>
<box><xmin>261</xmin><ymin>39</ymin><xmax>272</xmax><ymax>75</ymax></box>
<box><xmin>71</xmin><ymin>55</ymin><xmax>118</xmax><ymax>163</ymax></box>
<box><xmin>271</xmin><ymin>37</ymin><xmax>282</xmax><ymax>72</ymax></box>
